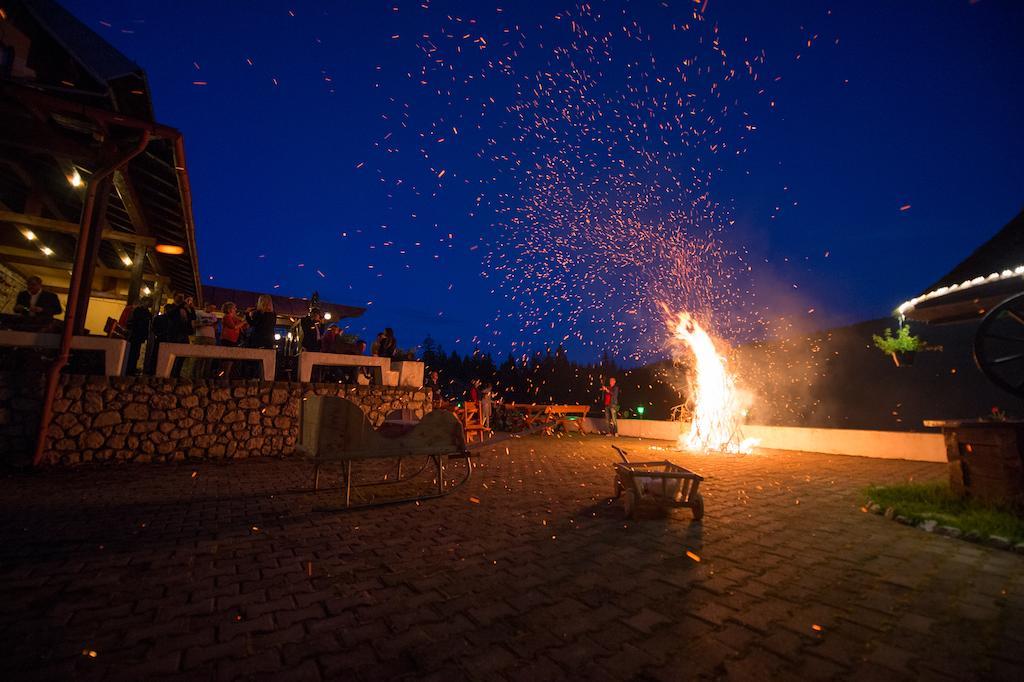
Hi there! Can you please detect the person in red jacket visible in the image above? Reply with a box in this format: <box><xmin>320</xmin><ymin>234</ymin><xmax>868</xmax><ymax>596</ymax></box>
<box><xmin>600</xmin><ymin>377</ymin><xmax>619</xmax><ymax>436</ymax></box>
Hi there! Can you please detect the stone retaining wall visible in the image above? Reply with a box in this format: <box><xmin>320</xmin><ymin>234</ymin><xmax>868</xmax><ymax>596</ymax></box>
<box><xmin>0</xmin><ymin>262</ymin><xmax>26</xmax><ymax>314</ymax></box>
<box><xmin>0</xmin><ymin>373</ymin><xmax>431</xmax><ymax>466</ymax></box>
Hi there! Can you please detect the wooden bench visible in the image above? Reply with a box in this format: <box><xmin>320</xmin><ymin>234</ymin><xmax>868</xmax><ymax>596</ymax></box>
<box><xmin>0</xmin><ymin>330</ymin><xmax>128</xmax><ymax>376</ymax></box>
<box><xmin>297</xmin><ymin>352</ymin><xmax>389</xmax><ymax>384</ymax></box>
<box><xmin>504</xmin><ymin>403</ymin><xmax>591</xmax><ymax>434</ymax></box>
<box><xmin>553</xmin><ymin>405</ymin><xmax>591</xmax><ymax>434</ymax></box>
<box><xmin>155</xmin><ymin>342</ymin><xmax>276</xmax><ymax>380</ymax></box>
<box><xmin>298</xmin><ymin>396</ymin><xmax>475</xmax><ymax>509</ymax></box>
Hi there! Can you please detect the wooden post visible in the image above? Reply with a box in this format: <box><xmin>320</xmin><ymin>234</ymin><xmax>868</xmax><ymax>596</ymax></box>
<box><xmin>71</xmin><ymin>176</ymin><xmax>112</xmax><ymax>335</ymax></box>
<box><xmin>126</xmin><ymin>242</ymin><xmax>146</xmax><ymax>305</ymax></box>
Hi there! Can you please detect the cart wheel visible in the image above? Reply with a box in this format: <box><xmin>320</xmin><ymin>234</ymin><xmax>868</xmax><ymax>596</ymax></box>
<box><xmin>690</xmin><ymin>493</ymin><xmax>704</xmax><ymax>521</ymax></box>
<box><xmin>974</xmin><ymin>291</ymin><xmax>1024</xmax><ymax>397</ymax></box>
<box><xmin>613</xmin><ymin>477</ymin><xmax>623</xmax><ymax>499</ymax></box>
<box><xmin>623</xmin><ymin>490</ymin><xmax>637</xmax><ymax>519</ymax></box>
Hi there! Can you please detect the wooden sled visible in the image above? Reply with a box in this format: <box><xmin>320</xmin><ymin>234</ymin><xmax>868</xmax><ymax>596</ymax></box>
<box><xmin>298</xmin><ymin>396</ymin><xmax>475</xmax><ymax>510</ymax></box>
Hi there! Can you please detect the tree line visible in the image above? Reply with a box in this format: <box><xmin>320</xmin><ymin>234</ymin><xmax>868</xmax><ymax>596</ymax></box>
<box><xmin>420</xmin><ymin>335</ymin><xmax>688</xmax><ymax>419</ymax></box>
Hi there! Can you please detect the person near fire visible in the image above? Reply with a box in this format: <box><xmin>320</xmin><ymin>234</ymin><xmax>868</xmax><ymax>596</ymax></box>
<box><xmin>601</xmin><ymin>377</ymin><xmax>619</xmax><ymax>436</ymax></box>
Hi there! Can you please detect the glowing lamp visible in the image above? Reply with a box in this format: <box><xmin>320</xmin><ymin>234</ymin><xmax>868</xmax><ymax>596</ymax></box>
<box><xmin>68</xmin><ymin>169</ymin><xmax>83</xmax><ymax>188</ymax></box>
<box><xmin>323</xmin><ymin>312</ymin><xmax>332</xmax><ymax>320</ymax></box>
<box><xmin>274</xmin><ymin>333</ymin><xmax>282</xmax><ymax>341</ymax></box>
<box><xmin>636</xmin><ymin>405</ymin><xmax>645</xmax><ymax>417</ymax></box>
<box><xmin>121</xmin><ymin>254</ymin><xmax>133</xmax><ymax>266</ymax></box>
<box><xmin>40</xmin><ymin>246</ymin><xmax>54</xmax><ymax>256</ymax></box>
<box><xmin>155</xmin><ymin>244</ymin><xmax>185</xmax><ymax>255</ymax></box>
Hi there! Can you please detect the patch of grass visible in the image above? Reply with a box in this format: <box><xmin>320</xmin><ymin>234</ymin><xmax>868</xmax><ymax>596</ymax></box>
<box><xmin>864</xmin><ymin>482</ymin><xmax>1024</xmax><ymax>543</ymax></box>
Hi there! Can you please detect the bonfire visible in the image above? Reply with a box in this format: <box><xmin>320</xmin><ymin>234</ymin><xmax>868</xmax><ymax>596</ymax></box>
<box><xmin>672</xmin><ymin>313</ymin><xmax>756</xmax><ymax>454</ymax></box>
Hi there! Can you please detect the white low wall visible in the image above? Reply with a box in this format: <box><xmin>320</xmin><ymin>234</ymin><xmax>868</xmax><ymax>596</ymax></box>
<box><xmin>581</xmin><ymin>417</ymin><xmax>945</xmax><ymax>462</ymax></box>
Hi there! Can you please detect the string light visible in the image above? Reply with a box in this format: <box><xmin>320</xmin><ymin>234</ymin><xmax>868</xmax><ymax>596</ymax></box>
<box><xmin>896</xmin><ymin>268</ymin><xmax>1024</xmax><ymax>317</ymax></box>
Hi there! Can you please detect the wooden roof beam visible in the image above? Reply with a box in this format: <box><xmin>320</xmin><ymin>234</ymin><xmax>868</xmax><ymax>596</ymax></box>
<box><xmin>0</xmin><ymin>245</ymin><xmax>170</xmax><ymax>283</ymax></box>
<box><xmin>0</xmin><ymin>209</ymin><xmax>156</xmax><ymax>246</ymax></box>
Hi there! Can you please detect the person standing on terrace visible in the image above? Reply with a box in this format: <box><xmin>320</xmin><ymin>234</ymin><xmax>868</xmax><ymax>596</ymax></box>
<box><xmin>246</xmin><ymin>295</ymin><xmax>276</xmax><ymax>350</ymax></box>
<box><xmin>374</xmin><ymin>328</ymin><xmax>397</xmax><ymax>359</ymax></box>
<box><xmin>14</xmin><ymin>276</ymin><xmax>62</xmax><ymax>321</ymax></box>
<box><xmin>601</xmin><ymin>377</ymin><xmax>619</xmax><ymax>436</ymax></box>
<box><xmin>185</xmin><ymin>303</ymin><xmax>218</xmax><ymax>378</ymax></box>
<box><xmin>125</xmin><ymin>297</ymin><xmax>152</xmax><ymax>376</ymax></box>
<box><xmin>218</xmin><ymin>302</ymin><xmax>246</xmax><ymax>378</ymax></box>
<box><xmin>167</xmin><ymin>293</ymin><xmax>190</xmax><ymax>343</ymax></box>
<box><xmin>300</xmin><ymin>308</ymin><xmax>323</xmax><ymax>352</ymax></box>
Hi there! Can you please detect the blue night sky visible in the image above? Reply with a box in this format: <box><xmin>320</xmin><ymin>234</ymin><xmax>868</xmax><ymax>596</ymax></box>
<box><xmin>64</xmin><ymin>0</ymin><xmax>1024</xmax><ymax>363</ymax></box>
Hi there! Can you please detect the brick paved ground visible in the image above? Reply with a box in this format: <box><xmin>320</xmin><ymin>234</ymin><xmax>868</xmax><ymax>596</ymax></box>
<box><xmin>1</xmin><ymin>435</ymin><xmax>1022</xmax><ymax>681</ymax></box>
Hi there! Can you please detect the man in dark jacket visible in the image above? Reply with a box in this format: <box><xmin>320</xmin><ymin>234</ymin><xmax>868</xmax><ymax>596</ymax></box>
<box><xmin>14</xmin><ymin>276</ymin><xmax>62</xmax><ymax>320</ymax></box>
<box><xmin>300</xmin><ymin>308</ymin><xmax>323</xmax><ymax>352</ymax></box>
<box><xmin>125</xmin><ymin>298</ymin><xmax>153</xmax><ymax>375</ymax></box>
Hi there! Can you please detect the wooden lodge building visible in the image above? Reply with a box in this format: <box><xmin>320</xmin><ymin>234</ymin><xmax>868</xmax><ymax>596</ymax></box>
<box><xmin>0</xmin><ymin>1</ymin><xmax>430</xmax><ymax>468</ymax></box>
<box><xmin>0</xmin><ymin>0</ymin><xmax>364</xmax><ymax>335</ymax></box>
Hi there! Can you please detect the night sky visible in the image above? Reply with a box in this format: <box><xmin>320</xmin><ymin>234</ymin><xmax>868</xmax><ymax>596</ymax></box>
<box><xmin>64</xmin><ymin>0</ymin><xmax>1024</xmax><ymax>363</ymax></box>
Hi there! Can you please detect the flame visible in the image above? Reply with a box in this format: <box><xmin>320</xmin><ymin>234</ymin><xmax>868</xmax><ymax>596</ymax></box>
<box><xmin>672</xmin><ymin>312</ymin><xmax>757</xmax><ymax>454</ymax></box>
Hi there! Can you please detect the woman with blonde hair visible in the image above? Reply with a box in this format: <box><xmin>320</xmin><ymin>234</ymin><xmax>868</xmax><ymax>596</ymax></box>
<box><xmin>246</xmin><ymin>295</ymin><xmax>276</xmax><ymax>350</ymax></box>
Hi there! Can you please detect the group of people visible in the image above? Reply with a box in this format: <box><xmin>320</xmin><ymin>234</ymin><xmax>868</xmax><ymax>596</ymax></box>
<box><xmin>124</xmin><ymin>294</ymin><xmax>277</xmax><ymax>376</ymax></box>
<box><xmin>297</xmin><ymin>308</ymin><xmax>398</xmax><ymax>359</ymax></box>
<box><xmin>466</xmin><ymin>377</ymin><xmax>494</xmax><ymax>428</ymax></box>
<box><xmin>423</xmin><ymin>370</ymin><xmax>619</xmax><ymax>435</ymax></box>
<box><xmin>423</xmin><ymin>371</ymin><xmax>495</xmax><ymax>428</ymax></box>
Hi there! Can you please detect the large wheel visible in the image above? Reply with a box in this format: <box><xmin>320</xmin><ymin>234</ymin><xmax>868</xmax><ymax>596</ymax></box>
<box><xmin>623</xmin><ymin>490</ymin><xmax>637</xmax><ymax>519</ymax></box>
<box><xmin>974</xmin><ymin>292</ymin><xmax>1024</xmax><ymax>397</ymax></box>
<box><xmin>690</xmin><ymin>493</ymin><xmax>704</xmax><ymax>521</ymax></box>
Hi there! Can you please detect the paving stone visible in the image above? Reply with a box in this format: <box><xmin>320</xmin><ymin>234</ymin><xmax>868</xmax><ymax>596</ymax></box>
<box><xmin>622</xmin><ymin>607</ymin><xmax>671</xmax><ymax>634</ymax></box>
<box><xmin>0</xmin><ymin>436</ymin><xmax>1019</xmax><ymax>680</ymax></box>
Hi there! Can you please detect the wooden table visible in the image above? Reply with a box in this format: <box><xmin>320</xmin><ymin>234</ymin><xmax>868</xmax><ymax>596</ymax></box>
<box><xmin>504</xmin><ymin>403</ymin><xmax>591</xmax><ymax>433</ymax></box>
<box><xmin>0</xmin><ymin>330</ymin><xmax>128</xmax><ymax>376</ymax></box>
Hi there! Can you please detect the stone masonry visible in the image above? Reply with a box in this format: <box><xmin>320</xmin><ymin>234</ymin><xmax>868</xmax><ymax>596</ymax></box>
<box><xmin>0</xmin><ymin>373</ymin><xmax>431</xmax><ymax>466</ymax></box>
<box><xmin>0</xmin><ymin>261</ymin><xmax>27</xmax><ymax>314</ymax></box>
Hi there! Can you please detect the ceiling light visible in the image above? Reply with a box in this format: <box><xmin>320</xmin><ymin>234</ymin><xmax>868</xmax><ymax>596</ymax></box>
<box><xmin>40</xmin><ymin>246</ymin><xmax>54</xmax><ymax>256</ymax></box>
<box><xmin>68</xmin><ymin>168</ymin><xmax>83</xmax><ymax>187</ymax></box>
<box><xmin>155</xmin><ymin>244</ymin><xmax>185</xmax><ymax>255</ymax></box>
<box><xmin>121</xmin><ymin>254</ymin><xmax>133</xmax><ymax>266</ymax></box>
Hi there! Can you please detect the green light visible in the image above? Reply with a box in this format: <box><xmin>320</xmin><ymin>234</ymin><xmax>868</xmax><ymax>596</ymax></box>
<box><xmin>636</xmin><ymin>405</ymin><xmax>645</xmax><ymax>416</ymax></box>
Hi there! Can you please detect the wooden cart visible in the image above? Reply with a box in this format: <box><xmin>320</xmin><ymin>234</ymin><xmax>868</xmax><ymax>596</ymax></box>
<box><xmin>612</xmin><ymin>446</ymin><xmax>704</xmax><ymax>520</ymax></box>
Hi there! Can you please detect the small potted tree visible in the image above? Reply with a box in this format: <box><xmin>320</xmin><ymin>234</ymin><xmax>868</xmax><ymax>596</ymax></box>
<box><xmin>872</xmin><ymin>325</ymin><xmax>924</xmax><ymax>367</ymax></box>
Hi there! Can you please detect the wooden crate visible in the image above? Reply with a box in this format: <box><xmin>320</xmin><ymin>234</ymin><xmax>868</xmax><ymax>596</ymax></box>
<box><xmin>926</xmin><ymin>420</ymin><xmax>1024</xmax><ymax>509</ymax></box>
